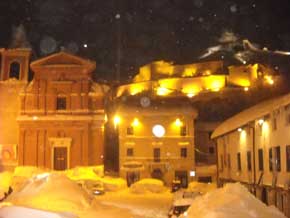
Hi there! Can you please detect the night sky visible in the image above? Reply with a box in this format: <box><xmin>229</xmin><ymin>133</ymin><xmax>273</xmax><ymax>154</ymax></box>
<box><xmin>1</xmin><ymin>0</ymin><xmax>290</xmax><ymax>82</ymax></box>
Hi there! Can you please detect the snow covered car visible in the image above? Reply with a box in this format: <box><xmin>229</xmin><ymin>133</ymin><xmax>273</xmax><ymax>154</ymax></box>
<box><xmin>76</xmin><ymin>180</ymin><xmax>105</xmax><ymax>195</ymax></box>
<box><xmin>168</xmin><ymin>191</ymin><xmax>201</xmax><ymax>218</ymax></box>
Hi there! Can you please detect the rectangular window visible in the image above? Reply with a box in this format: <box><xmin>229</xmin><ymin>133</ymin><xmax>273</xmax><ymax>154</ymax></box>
<box><xmin>209</xmin><ymin>146</ymin><xmax>215</xmax><ymax>154</ymax></box>
<box><xmin>220</xmin><ymin>155</ymin><xmax>223</xmax><ymax>171</ymax></box>
<box><xmin>269</xmin><ymin>148</ymin><xmax>273</xmax><ymax>171</ymax></box>
<box><xmin>275</xmin><ymin>146</ymin><xmax>281</xmax><ymax>172</ymax></box>
<box><xmin>127</xmin><ymin>126</ymin><xmax>134</xmax><ymax>135</ymax></box>
<box><xmin>247</xmin><ymin>151</ymin><xmax>252</xmax><ymax>171</ymax></box>
<box><xmin>127</xmin><ymin>148</ymin><xmax>133</xmax><ymax>157</ymax></box>
<box><xmin>237</xmin><ymin>152</ymin><xmax>241</xmax><ymax>171</ymax></box>
<box><xmin>153</xmin><ymin>148</ymin><xmax>160</xmax><ymax>162</ymax></box>
<box><xmin>286</xmin><ymin>145</ymin><xmax>290</xmax><ymax>172</ymax></box>
<box><xmin>56</xmin><ymin>97</ymin><xmax>66</xmax><ymax>110</ymax></box>
<box><xmin>272</xmin><ymin>117</ymin><xmax>277</xmax><ymax>130</ymax></box>
<box><xmin>228</xmin><ymin>154</ymin><xmax>231</xmax><ymax>169</ymax></box>
<box><xmin>258</xmin><ymin>148</ymin><xmax>264</xmax><ymax>171</ymax></box>
<box><xmin>286</xmin><ymin>114</ymin><xmax>290</xmax><ymax>125</ymax></box>
<box><xmin>180</xmin><ymin>148</ymin><xmax>187</xmax><ymax>158</ymax></box>
<box><xmin>180</xmin><ymin>126</ymin><xmax>187</xmax><ymax>136</ymax></box>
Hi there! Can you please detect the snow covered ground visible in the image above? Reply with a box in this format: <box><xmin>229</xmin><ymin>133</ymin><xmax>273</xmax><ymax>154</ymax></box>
<box><xmin>185</xmin><ymin>183</ymin><xmax>286</xmax><ymax>218</ymax></box>
<box><xmin>0</xmin><ymin>166</ymin><xmax>286</xmax><ymax>218</ymax></box>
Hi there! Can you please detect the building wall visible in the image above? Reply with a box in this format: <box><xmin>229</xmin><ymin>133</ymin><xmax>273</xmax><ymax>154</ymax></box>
<box><xmin>116</xmin><ymin>105</ymin><xmax>197</xmax><ymax>186</ymax></box>
<box><xmin>195</xmin><ymin>121</ymin><xmax>219</xmax><ymax>165</ymax></box>
<box><xmin>215</xmin><ymin>100</ymin><xmax>290</xmax><ymax>217</ymax></box>
<box><xmin>17</xmin><ymin>52</ymin><xmax>106</xmax><ymax>170</ymax></box>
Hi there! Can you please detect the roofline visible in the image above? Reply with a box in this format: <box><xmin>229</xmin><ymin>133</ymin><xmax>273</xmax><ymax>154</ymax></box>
<box><xmin>211</xmin><ymin>92</ymin><xmax>290</xmax><ymax>139</ymax></box>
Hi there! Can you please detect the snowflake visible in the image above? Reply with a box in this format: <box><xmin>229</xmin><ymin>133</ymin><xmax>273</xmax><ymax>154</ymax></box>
<box><xmin>230</xmin><ymin>4</ymin><xmax>238</xmax><ymax>13</ymax></box>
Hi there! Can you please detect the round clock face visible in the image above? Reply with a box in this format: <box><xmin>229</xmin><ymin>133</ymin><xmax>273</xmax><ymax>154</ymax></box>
<box><xmin>152</xmin><ymin>124</ymin><xmax>165</xmax><ymax>137</ymax></box>
<box><xmin>140</xmin><ymin>96</ymin><xmax>151</xmax><ymax>107</ymax></box>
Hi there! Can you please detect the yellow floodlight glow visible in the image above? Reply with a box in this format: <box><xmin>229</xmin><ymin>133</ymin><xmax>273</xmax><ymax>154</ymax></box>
<box><xmin>175</xmin><ymin>118</ymin><xmax>183</xmax><ymax>127</ymax></box>
<box><xmin>258</xmin><ymin>119</ymin><xmax>264</xmax><ymax>126</ymax></box>
<box><xmin>156</xmin><ymin>87</ymin><xmax>171</xmax><ymax>96</ymax></box>
<box><xmin>129</xmin><ymin>84</ymin><xmax>144</xmax><ymax>95</ymax></box>
<box><xmin>187</xmin><ymin>93</ymin><xmax>196</xmax><ymax>98</ymax></box>
<box><xmin>238</xmin><ymin>128</ymin><xmax>243</xmax><ymax>132</ymax></box>
<box><xmin>132</xmin><ymin>118</ymin><xmax>140</xmax><ymax>127</ymax></box>
<box><xmin>113</xmin><ymin>115</ymin><xmax>121</xmax><ymax>128</ymax></box>
<box><xmin>244</xmin><ymin>87</ymin><xmax>249</xmax><ymax>92</ymax></box>
<box><xmin>262</xmin><ymin>121</ymin><xmax>269</xmax><ymax>136</ymax></box>
<box><xmin>182</xmin><ymin>86</ymin><xmax>201</xmax><ymax>97</ymax></box>
<box><xmin>265</xmin><ymin>75</ymin><xmax>274</xmax><ymax>85</ymax></box>
<box><xmin>182</xmin><ymin>67</ymin><xmax>197</xmax><ymax>77</ymax></box>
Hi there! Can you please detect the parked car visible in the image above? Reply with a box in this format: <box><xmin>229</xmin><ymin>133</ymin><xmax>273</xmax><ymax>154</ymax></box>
<box><xmin>168</xmin><ymin>191</ymin><xmax>201</xmax><ymax>218</ymax></box>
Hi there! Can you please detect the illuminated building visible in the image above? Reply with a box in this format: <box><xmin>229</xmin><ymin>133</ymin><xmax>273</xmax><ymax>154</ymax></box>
<box><xmin>0</xmin><ymin>50</ymin><xmax>108</xmax><ymax>170</ymax></box>
<box><xmin>111</xmin><ymin>103</ymin><xmax>197</xmax><ymax>187</ymax></box>
<box><xmin>116</xmin><ymin>60</ymin><xmax>279</xmax><ymax>98</ymax></box>
<box><xmin>212</xmin><ymin>93</ymin><xmax>290</xmax><ymax>217</ymax></box>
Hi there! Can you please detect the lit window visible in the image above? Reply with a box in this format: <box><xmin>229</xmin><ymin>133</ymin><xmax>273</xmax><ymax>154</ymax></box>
<box><xmin>127</xmin><ymin>148</ymin><xmax>133</xmax><ymax>157</ymax></box>
<box><xmin>180</xmin><ymin>148</ymin><xmax>187</xmax><ymax>158</ymax></box>
<box><xmin>57</xmin><ymin>97</ymin><xmax>66</xmax><ymax>110</ymax></box>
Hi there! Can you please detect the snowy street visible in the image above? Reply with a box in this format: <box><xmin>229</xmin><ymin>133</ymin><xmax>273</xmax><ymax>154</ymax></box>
<box><xmin>95</xmin><ymin>190</ymin><xmax>172</xmax><ymax>218</ymax></box>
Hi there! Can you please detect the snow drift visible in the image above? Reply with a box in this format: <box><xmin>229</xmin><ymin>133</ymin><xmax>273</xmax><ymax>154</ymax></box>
<box><xmin>130</xmin><ymin>178</ymin><xmax>166</xmax><ymax>194</ymax></box>
<box><xmin>0</xmin><ymin>205</ymin><xmax>78</xmax><ymax>218</ymax></box>
<box><xmin>5</xmin><ymin>173</ymin><xmax>92</xmax><ymax>212</ymax></box>
<box><xmin>101</xmin><ymin>177</ymin><xmax>127</xmax><ymax>191</ymax></box>
<box><xmin>185</xmin><ymin>183</ymin><xmax>286</xmax><ymax>218</ymax></box>
<box><xmin>65</xmin><ymin>166</ymin><xmax>103</xmax><ymax>181</ymax></box>
<box><xmin>187</xmin><ymin>181</ymin><xmax>216</xmax><ymax>194</ymax></box>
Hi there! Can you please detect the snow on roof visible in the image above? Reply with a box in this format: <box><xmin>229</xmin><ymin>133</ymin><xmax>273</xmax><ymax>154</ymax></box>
<box><xmin>185</xmin><ymin>183</ymin><xmax>286</xmax><ymax>218</ymax></box>
<box><xmin>212</xmin><ymin>92</ymin><xmax>290</xmax><ymax>138</ymax></box>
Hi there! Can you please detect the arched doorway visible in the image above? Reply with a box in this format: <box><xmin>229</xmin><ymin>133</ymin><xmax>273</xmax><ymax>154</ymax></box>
<box><xmin>9</xmin><ymin>62</ymin><xmax>20</xmax><ymax>79</ymax></box>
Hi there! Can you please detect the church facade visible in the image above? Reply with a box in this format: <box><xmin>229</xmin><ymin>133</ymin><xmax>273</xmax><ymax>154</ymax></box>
<box><xmin>0</xmin><ymin>49</ymin><xmax>108</xmax><ymax>170</ymax></box>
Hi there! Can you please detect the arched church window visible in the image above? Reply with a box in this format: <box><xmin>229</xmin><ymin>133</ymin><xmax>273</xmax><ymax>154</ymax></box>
<box><xmin>9</xmin><ymin>62</ymin><xmax>20</xmax><ymax>79</ymax></box>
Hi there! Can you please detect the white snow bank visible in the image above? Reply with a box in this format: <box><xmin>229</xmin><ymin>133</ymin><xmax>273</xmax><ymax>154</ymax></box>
<box><xmin>130</xmin><ymin>179</ymin><xmax>166</xmax><ymax>194</ymax></box>
<box><xmin>0</xmin><ymin>205</ymin><xmax>78</xmax><ymax>218</ymax></box>
<box><xmin>185</xmin><ymin>183</ymin><xmax>286</xmax><ymax>218</ymax></box>
<box><xmin>6</xmin><ymin>173</ymin><xmax>92</xmax><ymax>212</ymax></box>
<box><xmin>13</xmin><ymin>166</ymin><xmax>46</xmax><ymax>178</ymax></box>
<box><xmin>187</xmin><ymin>181</ymin><xmax>216</xmax><ymax>194</ymax></box>
<box><xmin>12</xmin><ymin>166</ymin><xmax>49</xmax><ymax>192</ymax></box>
<box><xmin>65</xmin><ymin>166</ymin><xmax>103</xmax><ymax>181</ymax></box>
<box><xmin>0</xmin><ymin>172</ymin><xmax>13</xmax><ymax>190</ymax></box>
<box><xmin>101</xmin><ymin>177</ymin><xmax>127</xmax><ymax>191</ymax></box>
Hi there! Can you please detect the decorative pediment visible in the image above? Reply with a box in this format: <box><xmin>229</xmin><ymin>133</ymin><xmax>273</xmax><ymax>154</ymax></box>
<box><xmin>30</xmin><ymin>52</ymin><xmax>96</xmax><ymax>72</ymax></box>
